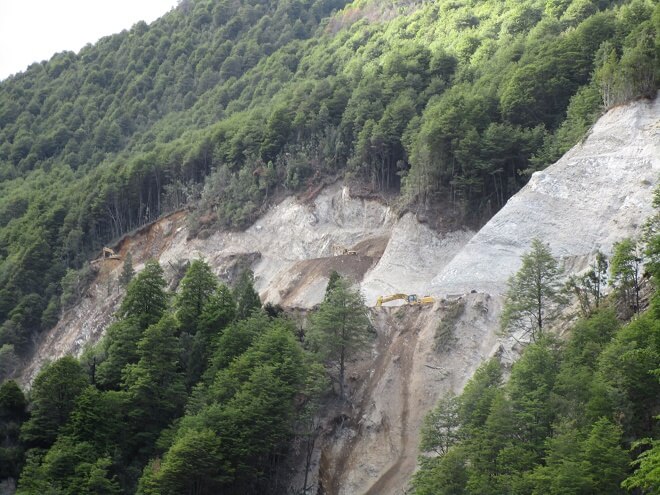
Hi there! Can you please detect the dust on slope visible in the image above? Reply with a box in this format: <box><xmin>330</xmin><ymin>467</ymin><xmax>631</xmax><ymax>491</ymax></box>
<box><xmin>19</xmin><ymin>212</ymin><xmax>189</xmax><ymax>387</ymax></box>
<box><xmin>329</xmin><ymin>307</ymin><xmax>419</xmax><ymax>494</ymax></box>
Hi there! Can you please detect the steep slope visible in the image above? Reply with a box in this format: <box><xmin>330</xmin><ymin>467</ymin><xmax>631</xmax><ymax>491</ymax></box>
<box><xmin>307</xmin><ymin>96</ymin><xmax>660</xmax><ymax>495</ymax></box>
<box><xmin>2</xmin><ymin>0</ymin><xmax>655</xmax><ymax>365</ymax></box>
<box><xmin>15</xmin><ymin>96</ymin><xmax>660</xmax><ymax>494</ymax></box>
<box><xmin>432</xmin><ymin>97</ymin><xmax>660</xmax><ymax>296</ymax></box>
<box><xmin>20</xmin><ymin>185</ymin><xmax>472</xmax><ymax>385</ymax></box>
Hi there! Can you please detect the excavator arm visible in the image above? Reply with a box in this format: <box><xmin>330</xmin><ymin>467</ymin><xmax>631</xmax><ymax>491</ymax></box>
<box><xmin>376</xmin><ymin>293</ymin><xmax>408</xmax><ymax>306</ymax></box>
<box><xmin>376</xmin><ymin>293</ymin><xmax>435</xmax><ymax>307</ymax></box>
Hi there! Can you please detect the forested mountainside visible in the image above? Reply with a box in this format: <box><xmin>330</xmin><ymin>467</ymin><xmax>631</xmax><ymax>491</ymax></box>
<box><xmin>0</xmin><ymin>0</ymin><xmax>658</xmax><ymax>490</ymax></box>
<box><xmin>0</xmin><ymin>0</ymin><xmax>657</xmax><ymax>365</ymax></box>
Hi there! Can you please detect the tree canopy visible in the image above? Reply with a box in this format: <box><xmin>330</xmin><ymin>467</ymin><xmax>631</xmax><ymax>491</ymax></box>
<box><xmin>307</xmin><ymin>276</ymin><xmax>372</xmax><ymax>399</ymax></box>
<box><xmin>501</xmin><ymin>239</ymin><xmax>566</xmax><ymax>341</ymax></box>
<box><xmin>0</xmin><ymin>0</ymin><xmax>656</xmax><ymax>361</ymax></box>
<box><xmin>6</xmin><ymin>257</ymin><xmax>325</xmax><ymax>494</ymax></box>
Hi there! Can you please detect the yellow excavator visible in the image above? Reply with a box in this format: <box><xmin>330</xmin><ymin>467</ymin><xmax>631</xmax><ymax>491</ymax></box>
<box><xmin>91</xmin><ymin>247</ymin><xmax>122</xmax><ymax>264</ymax></box>
<box><xmin>376</xmin><ymin>293</ymin><xmax>435</xmax><ymax>307</ymax></box>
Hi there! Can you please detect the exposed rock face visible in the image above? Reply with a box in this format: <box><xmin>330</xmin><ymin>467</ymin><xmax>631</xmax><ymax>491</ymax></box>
<box><xmin>310</xmin><ymin>96</ymin><xmax>660</xmax><ymax>494</ymax></box>
<box><xmin>431</xmin><ymin>97</ymin><xmax>660</xmax><ymax>296</ymax></box>
<box><xmin>18</xmin><ymin>96</ymin><xmax>660</xmax><ymax>495</ymax></box>
<box><xmin>20</xmin><ymin>185</ymin><xmax>469</xmax><ymax>385</ymax></box>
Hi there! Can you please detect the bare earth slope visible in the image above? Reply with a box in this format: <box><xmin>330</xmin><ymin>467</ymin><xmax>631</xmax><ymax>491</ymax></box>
<box><xmin>307</xmin><ymin>96</ymin><xmax>660</xmax><ymax>495</ymax></box>
<box><xmin>17</xmin><ymin>97</ymin><xmax>660</xmax><ymax>495</ymax></box>
<box><xmin>20</xmin><ymin>186</ymin><xmax>471</xmax><ymax>385</ymax></box>
<box><xmin>432</xmin><ymin>97</ymin><xmax>660</xmax><ymax>296</ymax></box>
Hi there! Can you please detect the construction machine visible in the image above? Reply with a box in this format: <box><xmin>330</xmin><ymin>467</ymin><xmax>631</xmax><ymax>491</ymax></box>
<box><xmin>408</xmin><ymin>294</ymin><xmax>435</xmax><ymax>305</ymax></box>
<box><xmin>376</xmin><ymin>293</ymin><xmax>435</xmax><ymax>307</ymax></box>
<box><xmin>333</xmin><ymin>244</ymin><xmax>358</xmax><ymax>256</ymax></box>
<box><xmin>102</xmin><ymin>247</ymin><xmax>121</xmax><ymax>259</ymax></box>
<box><xmin>91</xmin><ymin>247</ymin><xmax>122</xmax><ymax>264</ymax></box>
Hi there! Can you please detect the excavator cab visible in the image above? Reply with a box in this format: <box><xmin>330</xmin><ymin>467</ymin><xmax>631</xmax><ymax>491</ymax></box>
<box><xmin>407</xmin><ymin>294</ymin><xmax>419</xmax><ymax>304</ymax></box>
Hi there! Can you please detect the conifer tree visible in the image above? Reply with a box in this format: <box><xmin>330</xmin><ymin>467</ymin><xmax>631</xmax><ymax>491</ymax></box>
<box><xmin>176</xmin><ymin>259</ymin><xmax>218</xmax><ymax>333</ymax></box>
<box><xmin>611</xmin><ymin>238</ymin><xmax>642</xmax><ymax>314</ymax></box>
<box><xmin>120</xmin><ymin>260</ymin><xmax>167</xmax><ymax>330</ymax></box>
<box><xmin>199</xmin><ymin>284</ymin><xmax>236</xmax><ymax>336</ymax></box>
<box><xmin>20</xmin><ymin>357</ymin><xmax>88</xmax><ymax>448</ymax></box>
<box><xmin>501</xmin><ymin>239</ymin><xmax>566</xmax><ymax>342</ymax></box>
<box><xmin>233</xmin><ymin>269</ymin><xmax>261</xmax><ymax>320</ymax></box>
<box><xmin>420</xmin><ymin>394</ymin><xmax>460</xmax><ymax>456</ymax></box>
<box><xmin>123</xmin><ymin>315</ymin><xmax>186</xmax><ymax>455</ymax></box>
<box><xmin>308</xmin><ymin>277</ymin><xmax>371</xmax><ymax>399</ymax></box>
<box><xmin>0</xmin><ymin>380</ymin><xmax>27</xmax><ymax>480</ymax></box>
<box><xmin>119</xmin><ymin>252</ymin><xmax>135</xmax><ymax>287</ymax></box>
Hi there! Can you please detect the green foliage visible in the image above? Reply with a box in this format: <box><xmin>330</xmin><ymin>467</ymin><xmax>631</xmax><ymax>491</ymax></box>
<box><xmin>414</xmin><ymin>294</ymin><xmax>660</xmax><ymax>495</ymax></box>
<box><xmin>176</xmin><ymin>258</ymin><xmax>218</xmax><ymax>333</ymax></box>
<box><xmin>60</xmin><ymin>265</ymin><xmax>96</xmax><ymax>310</ymax></box>
<box><xmin>95</xmin><ymin>317</ymin><xmax>142</xmax><ymax>389</ymax></box>
<box><xmin>1</xmin><ymin>0</ymin><xmax>658</xmax><ymax>490</ymax></box>
<box><xmin>597</xmin><ymin>309</ymin><xmax>660</xmax><ymax>439</ymax></box>
<box><xmin>644</xmin><ymin>185</ymin><xmax>660</xmax><ymax>283</ymax></box>
<box><xmin>0</xmin><ymin>0</ymin><xmax>655</xmax><ymax>360</ymax></box>
<box><xmin>199</xmin><ymin>283</ymin><xmax>236</xmax><ymax>336</ymax></box>
<box><xmin>458</xmin><ymin>359</ymin><xmax>503</xmax><ymax>432</ymax></box>
<box><xmin>307</xmin><ymin>276</ymin><xmax>372</xmax><ymax>398</ymax></box>
<box><xmin>20</xmin><ymin>357</ymin><xmax>88</xmax><ymax>448</ymax></box>
<box><xmin>581</xmin><ymin>417</ymin><xmax>629</xmax><ymax>493</ymax></box>
<box><xmin>18</xmin><ymin>248</ymin><xmax>323</xmax><ymax>491</ymax></box>
<box><xmin>0</xmin><ymin>380</ymin><xmax>26</xmax><ymax>421</ymax></box>
<box><xmin>0</xmin><ymin>344</ymin><xmax>19</xmax><ymax>380</ymax></box>
<box><xmin>325</xmin><ymin>269</ymin><xmax>341</xmax><ymax>297</ymax></box>
<box><xmin>205</xmin><ymin>311</ymin><xmax>271</xmax><ymax>380</ymax></box>
<box><xmin>420</xmin><ymin>394</ymin><xmax>460</xmax><ymax>456</ymax></box>
<box><xmin>610</xmin><ymin>238</ymin><xmax>643</xmax><ymax>314</ymax></box>
<box><xmin>0</xmin><ymin>380</ymin><xmax>27</xmax><ymax>480</ymax></box>
<box><xmin>501</xmin><ymin>239</ymin><xmax>566</xmax><ymax>341</ymax></box>
<box><xmin>157</xmin><ymin>316</ymin><xmax>312</xmax><ymax>493</ymax></box>
<box><xmin>622</xmin><ymin>437</ymin><xmax>660</xmax><ymax>493</ymax></box>
<box><xmin>120</xmin><ymin>260</ymin><xmax>168</xmax><ymax>329</ymax></box>
<box><xmin>17</xmin><ymin>437</ymin><xmax>120</xmax><ymax>495</ymax></box>
<box><xmin>435</xmin><ymin>299</ymin><xmax>465</xmax><ymax>350</ymax></box>
<box><xmin>565</xmin><ymin>250</ymin><xmax>608</xmax><ymax>317</ymax></box>
<box><xmin>412</xmin><ymin>446</ymin><xmax>469</xmax><ymax>495</ymax></box>
<box><xmin>122</xmin><ymin>315</ymin><xmax>186</xmax><ymax>457</ymax></box>
<box><xmin>594</xmin><ymin>2</ymin><xmax>659</xmax><ymax>108</ymax></box>
<box><xmin>12</xmin><ymin>258</ymin><xmax>320</xmax><ymax>493</ymax></box>
<box><xmin>233</xmin><ymin>268</ymin><xmax>261</xmax><ymax>320</ymax></box>
<box><xmin>119</xmin><ymin>252</ymin><xmax>135</xmax><ymax>287</ymax></box>
<box><xmin>176</xmin><ymin>262</ymin><xmax>233</xmax><ymax>387</ymax></box>
<box><xmin>64</xmin><ymin>387</ymin><xmax>128</xmax><ymax>455</ymax></box>
<box><xmin>143</xmin><ymin>429</ymin><xmax>232</xmax><ymax>495</ymax></box>
<box><xmin>416</xmin><ymin>185</ymin><xmax>660</xmax><ymax>493</ymax></box>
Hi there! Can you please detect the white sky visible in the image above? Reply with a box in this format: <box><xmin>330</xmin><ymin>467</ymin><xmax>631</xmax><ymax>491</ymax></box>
<box><xmin>0</xmin><ymin>0</ymin><xmax>176</xmax><ymax>81</ymax></box>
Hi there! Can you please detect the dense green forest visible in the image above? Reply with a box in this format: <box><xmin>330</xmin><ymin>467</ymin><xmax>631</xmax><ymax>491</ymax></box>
<box><xmin>0</xmin><ymin>0</ymin><xmax>658</xmax><ymax>363</ymax></box>
<box><xmin>0</xmin><ymin>260</ymin><xmax>373</xmax><ymax>493</ymax></box>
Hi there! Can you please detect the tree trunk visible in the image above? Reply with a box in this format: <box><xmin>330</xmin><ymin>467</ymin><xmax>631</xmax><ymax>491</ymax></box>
<box><xmin>339</xmin><ymin>345</ymin><xmax>345</xmax><ymax>400</ymax></box>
